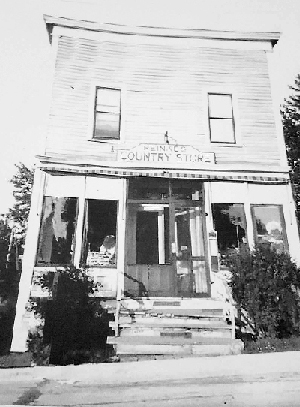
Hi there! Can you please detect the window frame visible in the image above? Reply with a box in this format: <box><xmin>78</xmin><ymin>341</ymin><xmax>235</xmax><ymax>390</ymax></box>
<box><xmin>88</xmin><ymin>83</ymin><xmax>126</xmax><ymax>143</ymax></box>
<box><xmin>92</xmin><ymin>86</ymin><xmax>121</xmax><ymax>141</ymax></box>
<box><xmin>208</xmin><ymin>93</ymin><xmax>236</xmax><ymax>144</ymax></box>
<box><xmin>203</xmin><ymin>88</ymin><xmax>241</xmax><ymax>147</ymax></box>
<box><xmin>251</xmin><ymin>204</ymin><xmax>289</xmax><ymax>252</ymax></box>
<box><xmin>35</xmin><ymin>196</ymin><xmax>79</xmax><ymax>267</ymax></box>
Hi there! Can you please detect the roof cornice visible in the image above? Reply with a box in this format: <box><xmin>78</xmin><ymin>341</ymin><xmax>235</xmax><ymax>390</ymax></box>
<box><xmin>43</xmin><ymin>14</ymin><xmax>280</xmax><ymax>45</ymax></box>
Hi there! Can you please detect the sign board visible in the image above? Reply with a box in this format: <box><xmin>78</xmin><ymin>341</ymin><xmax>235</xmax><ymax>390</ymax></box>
<box><xmin>119</xmin><ymin>143</ymin><xmax>215</xmax><ymax>164</ymax></box>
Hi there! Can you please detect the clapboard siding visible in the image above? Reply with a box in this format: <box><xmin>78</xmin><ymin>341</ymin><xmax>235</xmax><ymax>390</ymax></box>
<box><xmin>46</xmin><ymin>33</ymin><xmax>281</xmax><ymax>169</ymax></box>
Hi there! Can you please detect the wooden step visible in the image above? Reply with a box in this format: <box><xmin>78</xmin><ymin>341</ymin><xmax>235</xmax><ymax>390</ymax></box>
<box><xmin>118</xmin><ymin>316</ymin><xmax>231</xmax><ymax>330</ymax></box>
<box><xmin>118</xmin><ymin>326</ymin><xmax>232</xmax><ymax>339</ymax></box>
<box><xmin>107</xmin><ymin>336</ymin><xmax>243</xmax><ymax>357</ymax></box>
<box><xmin>120</xmin><ymin>308</ymin><xmax>224</xmax><ymax>318</ymax></box>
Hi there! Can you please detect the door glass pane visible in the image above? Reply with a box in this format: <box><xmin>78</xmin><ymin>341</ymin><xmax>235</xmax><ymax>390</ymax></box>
<box><xmin>175</xmin><ymin>206</ymin><xmax>208</xmax><ymax>295</ymax></box>
<box><xmin>252</xmin><ymin>205</ymin><xmax>287</xmax><ymax>252</ymax></box>
<box><xmin>128</xmin><ymin>178</ymin><xmax>169</xmax><ymax>200</ymax></box>
<box><xmin>171</xmin><ymin>179</ymin><xmax>203</xmax><ymax>201</ymax></box>
<box><xmin>36</xmin><ymin>197</ymin><xmax>78</xmax><ymax>265</ymax></box>
<box><xmin>82</xmin><ymin>199</ymin><xmax>118</xmax><ymax>267</ymax></box>
<box><xmin>128</xmin><ymin>204</ymin><xmax>170</xmax><ymax>265</ymax></box>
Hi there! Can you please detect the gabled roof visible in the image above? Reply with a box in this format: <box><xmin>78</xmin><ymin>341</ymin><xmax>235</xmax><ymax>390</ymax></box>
<box><xmin>44</xmin><ymin>14</ymin><xmax>280</xmax><ymax>45</ymax></box>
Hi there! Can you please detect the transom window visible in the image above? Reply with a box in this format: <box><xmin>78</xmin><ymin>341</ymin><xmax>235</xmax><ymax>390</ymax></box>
<box><xmin>208</xmin><ymin>93</ymin><xmax>235</xmax><ymax>143</ymax></box>
<box><xmin>93</xmin><ymin>87</ymin><xmax>121</xmax><ymax>140</ymax></box>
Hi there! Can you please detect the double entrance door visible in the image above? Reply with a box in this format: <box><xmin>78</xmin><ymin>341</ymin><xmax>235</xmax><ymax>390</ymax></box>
<box><xmin>125</xmin><ymin>179</ymin><xmax>210</xmax><ymax>297</ymax></box>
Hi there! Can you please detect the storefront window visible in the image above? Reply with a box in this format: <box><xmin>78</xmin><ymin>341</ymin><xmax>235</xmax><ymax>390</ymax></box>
<box><xmin>82</xmin><ymin>199</ymin><xmax>118</xmax><ymax>267</ymax></box>
<box><xmin>36</xmin><ymin>197</ymin><xmax>78</xmax><ymax>265</ymax></box>
<box><xmin>212</xmin><ymin>203</ymin><xmax>247</xmax><ymax>255</ymax></box>
<box><xmin>252</xmin><ymin>205</ymin><xmax>287</xmax><ymax>252</ymax></box>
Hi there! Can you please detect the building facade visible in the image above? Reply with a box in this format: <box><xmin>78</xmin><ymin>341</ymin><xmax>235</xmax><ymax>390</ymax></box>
<box><xmin>11</xmin><ymin>16</ymin><xmax>300</xmax><ymax>352</ymax></box>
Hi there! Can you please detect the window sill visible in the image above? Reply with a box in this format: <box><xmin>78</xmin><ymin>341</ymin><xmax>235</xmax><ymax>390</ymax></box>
<box><xmin>210</xmin><ymin>143</ymin><xmax>243</xmax><ymax>148</ymax></box>
<box><xmin>88</xmin><ymin>138</ymin><xmax>121</xmax><ymax>144</ymax></box>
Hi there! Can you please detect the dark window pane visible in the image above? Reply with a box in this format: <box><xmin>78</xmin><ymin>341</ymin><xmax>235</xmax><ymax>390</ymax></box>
<box><xmin>82</xmin><ymin>200</ymin><xmax>118</xmax><ymax>267</ymax></box>
<box><xmin>171</xmin><ymin>179</ymin><xmax>203</xmax><ymax>200</ymax></box>
<box><xmin>36</xmin><ymin>197</ymin><xmax>78</xmax><ymax>265</ymax></box>
<box><xmin>94</xmin><ymin>112</ymin><xmax>120</xmax><ymax>140</ymax></box>
<box><xmin>128</xmin><ymin>178</ymin><xmax>169</xmax><ymax>200</ymax></box>
<box><xmin>252</xmin><ymin>205</ymin><xmax>287</xmax><ymax>252</ymax></box>
<box><xmin>212</xmin><ymin>203</ymin><xmax>247</xmax><ymax>255</ymax></box>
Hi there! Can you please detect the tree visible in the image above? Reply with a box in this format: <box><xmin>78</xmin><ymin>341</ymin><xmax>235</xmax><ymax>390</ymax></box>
<box><xmin>8</xmin><ymin>162</ymin><xmax>34</xmax><ymax>248</ymax></box>
<box><xmin>281</xmin><ymin>74</ymin><xmax>300</xmax><ymax>226</ymax></box>
<box><xmin>227</xmin><ymin>244</ymin><xmax>300</xmax><ymax>339</ymax></box>
<box><xmin>0</xmin><ymin>163</ymin><xmax>34</xmax><ymax>354</ymax></box>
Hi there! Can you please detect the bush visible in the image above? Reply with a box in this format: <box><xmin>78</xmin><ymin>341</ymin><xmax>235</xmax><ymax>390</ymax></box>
<box><xmin>28</xmin><ymin>267</ymin><xmax>110</xmax><ymax>365</ymax></box>
<box><xmin>227</xmin><ymin>244</ymin><xmax>300</xmax><ymax>339</ymax></box>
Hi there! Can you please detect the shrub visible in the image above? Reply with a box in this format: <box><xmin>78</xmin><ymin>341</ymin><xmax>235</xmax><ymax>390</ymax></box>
<box><xmin>227</xmin><ymin>244</ymin><xmax>300</xmax><ymax>339</ymax></box>
<box><xmin>28</xmin><ymin>267</ymin><xmax>110</xmax><ymax>365</ymax></box>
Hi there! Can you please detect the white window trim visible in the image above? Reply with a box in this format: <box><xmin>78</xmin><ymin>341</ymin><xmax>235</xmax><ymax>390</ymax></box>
<box><xmin>87</xmin><ymin>81</ymin><xmax>127</xmax><ymax>143</ymax></box>
<box><xmin>203</xmin><ymin>87</ymin><xmax>242</xmax><ymax>147</ymax></box>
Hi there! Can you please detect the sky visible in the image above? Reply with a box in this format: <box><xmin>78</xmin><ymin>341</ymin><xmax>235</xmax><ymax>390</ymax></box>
<box><xmin>1</xmin><ymin>0</ymin><xmax>300</xmax><ymax>214</ymax></box>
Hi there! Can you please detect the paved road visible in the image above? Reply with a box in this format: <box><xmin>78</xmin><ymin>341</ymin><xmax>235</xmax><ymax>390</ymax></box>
<box><xmin>1</xmin><ymin>352</ymin><xmax>300</xmax><ymax>406</ymax></box>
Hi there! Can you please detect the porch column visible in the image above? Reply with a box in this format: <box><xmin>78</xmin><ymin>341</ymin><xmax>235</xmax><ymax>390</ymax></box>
<box><xmin>11</xmin><ymin>168</ymin><xmax>46</xmax><ymax>352</ymax></box>
<box><xmin>157</xmin><ymin>210</ymin><xmax>165</xmax><ymax>264</ymax></box>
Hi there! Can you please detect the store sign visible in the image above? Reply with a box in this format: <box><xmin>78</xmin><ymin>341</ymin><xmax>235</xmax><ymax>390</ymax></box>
<box><xmin>119</xmin><ymin>143</ymin><xmax>215</xmax><ymax>164</ymax></box>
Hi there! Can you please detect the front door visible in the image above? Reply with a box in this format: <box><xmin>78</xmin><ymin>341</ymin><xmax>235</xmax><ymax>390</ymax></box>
<box><xmin>174</xmin><ymin>205</ymin><xmax>210</xmax><ymax>297</ymax></box>
<box><xmin>125</xmin><ymin>179</ymin><xmax>210</xmax><ymax>297</ymax></box>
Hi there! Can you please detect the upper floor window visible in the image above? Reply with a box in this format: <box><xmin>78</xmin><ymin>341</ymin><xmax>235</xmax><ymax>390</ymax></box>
<box><xmin>93</xmin><ymin>87</ymin><xmax>121</xmax><ymax>140</ymax></box>
<box><xmin>208</xmin><ymin>93</ymin><xmax>235</xmax><ymax>143</ymax></box>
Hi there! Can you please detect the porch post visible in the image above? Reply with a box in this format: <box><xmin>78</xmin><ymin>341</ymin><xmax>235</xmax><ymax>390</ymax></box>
<box><xmin>157</xmin><ymin>210</ymin><xmax>165</xmax><ymax>264</ymax></box>
<box><xmin>11</xmin><ymin>168</ymin><xmax>46</xmax><ymax>352</ymax></box>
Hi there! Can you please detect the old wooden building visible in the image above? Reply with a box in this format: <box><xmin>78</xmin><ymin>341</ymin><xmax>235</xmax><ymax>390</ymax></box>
<box><xmin>11</xmin><ymin>15</ymin><xmax>300</xmax><ymax>357</ymax></box>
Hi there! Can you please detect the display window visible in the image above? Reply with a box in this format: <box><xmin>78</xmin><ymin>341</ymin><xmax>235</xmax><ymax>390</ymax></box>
<box><xmin>212</xmin><ymin>203</ymin><xmax>247</xmax><ymax>256</ymax></box>
<box><xmin>36</xmin><ymin>197</ymin><xmax>78</xmax><ymax>266</ymax></box>
<box><xmin>251</xmin><ymin>205</ymin><xmax>288</xmax><ymax>252</ymax></box>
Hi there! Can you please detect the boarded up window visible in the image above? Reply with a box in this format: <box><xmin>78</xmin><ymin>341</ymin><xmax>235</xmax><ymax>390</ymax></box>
<box><xmin>93</xmin><ymin>87</ymin><xmax>121</xmax><ymax>140</ymax></box>
<box><xmin>82</xmin><ymin>200</ymin><xmax>118</xmax><ymax>267</ymax></box>
<box><xmin>36</xmin><ymin>197</ymin><xmax>78</xmax><ymax>265</ymax></box>
<box><xmin>251</xmin><ymin>205</ymin><xmax>288</xmax><ymax>252</ymax></box>
<box><xmin>208</xmin><ymin>94</ymin><xmax>235</xmax><ymax>143</ymax></box>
